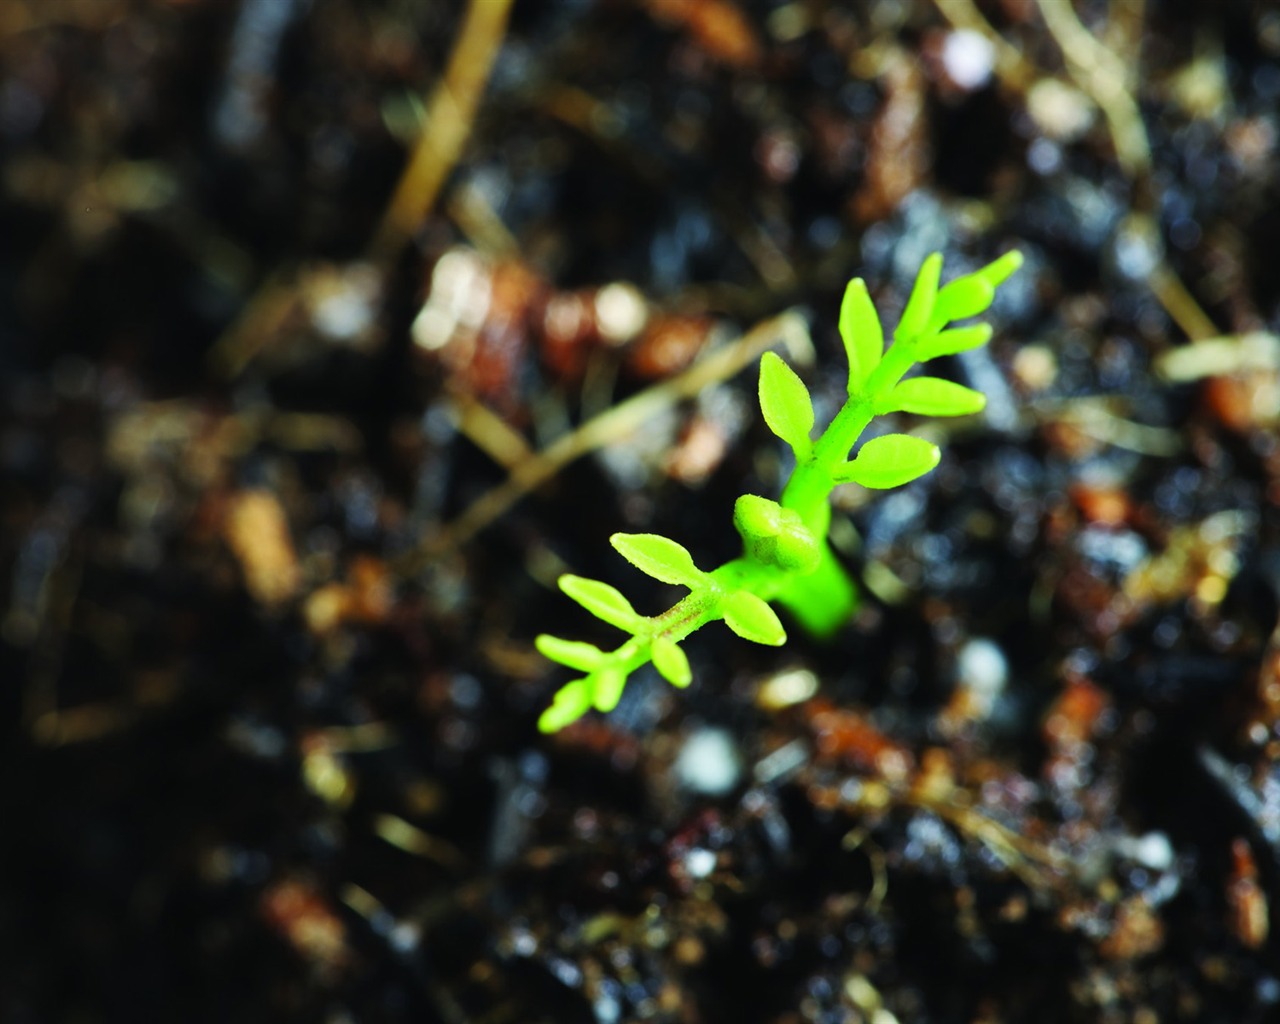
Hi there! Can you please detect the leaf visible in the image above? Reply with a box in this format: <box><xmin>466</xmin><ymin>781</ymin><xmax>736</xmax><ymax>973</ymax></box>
<box><xmin>651</xmin><ymin>636</ymin><xmax>692</xmax><ymax>687</ymax></box>
<box><xmin>839</xmin><ymin>433</ymin><xmax>940</xmax><ymax>489</ymax></box>
<box><xmin>839</xmin><ymin>278</ymin><xmax>883</xmax><ymax>392</ymax></box>
<box><xmin>759</xmin><ymin>352</ymin><xmax>814</xmax><ymax>457</ymax></box>
<box><xmin>611</xmin><ymin>533</ymin><xmax>703</xmax><ymax>586</ymax></box>
<box><xmin>878</xmin><ymin>377</ymin><xmax>986</xmax><ymax>417</ymax></box>
<box><xmin>915</xmin><ymin>323</ymin><xmax>993</xmax><ymax>361</ymax></box>
<box><xmin>972</xmin><ymin>250</ymin><xmax>1023</xmax><ymax>291</ymax></box>
<box><xmin>933</xmin><ymin>274</ymin><xmax>995</xmax><ymax>324</ymax></box>
<box><xmin>896</xmin><ymin>252</ymin><xmax>942</xmax><ymax>342</ymax></box>
<box><xmin>559</xmin><ymin>575</ymin><xmax>643</xmax><ymax>632</ymax></box>
<box><xmin>538</xmin><ymin>678</ymin><xmax>592</xmax><ymax>733</ymax></box>
<box><xmin>591</xmin><ymin>667</ymin><xmax>626</xmax><ymax>712</ymax></box>
<box><xmin>535</xmin><ymin>634</ymin><xmax>607</xmax><ymax>672</ymax></box>
<box><xmin>722</xmin><ymin>590</ymin><xmax>786</xmax><ymax>646</ymax></box>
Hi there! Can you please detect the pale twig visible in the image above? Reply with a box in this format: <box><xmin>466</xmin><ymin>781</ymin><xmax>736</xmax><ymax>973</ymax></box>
<box><xmin>205</xmin><ymin>266</ymin><xmax>299</xmax><ymax>378</ymax></box>
<box><xmin>1154</xmin><ymin>332</ymin><xmax>1280</xmax><ymax>382</ymax></box>
<box><xmin>1035</xmin><ymin>0</ymin><xmax>1150</xmax><ymax>177</ymax></box>
<box><xmin>1147</xmin><ymin>258</ymin><xmax>1220</xmax><ymax>342</ymax></box>
<box><xmin>369</xmin><ymin>0</ymin><xmax>515</xmax><ymax>261</ymax></box>
<box><xmin>1104</xmin><ymin>0</ymin><xmax>1147</xmax><ymax>86</ymax></box>
<box><xmin>452</xmin><ymin>390</ymin><xmax>534</xmax><ymax>470</ymax></box>
<box><xmin>1034</xmin><ymin>396</ymin><xmax>1183</xmax><ymax>456</ymax></box>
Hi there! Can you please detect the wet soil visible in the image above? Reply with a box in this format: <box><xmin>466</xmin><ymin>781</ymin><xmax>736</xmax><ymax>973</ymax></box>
<box><xmin>3</xmin><ymin>1</ymin><xmax>1280</xmax><ymax>1022</ymax></box>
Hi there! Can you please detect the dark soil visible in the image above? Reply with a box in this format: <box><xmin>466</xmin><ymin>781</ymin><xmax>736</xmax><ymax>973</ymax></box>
<box><xmin>3</xmin><ymin>1</ymin><xmax>1280</xmax><ymax>1022</ymax></box>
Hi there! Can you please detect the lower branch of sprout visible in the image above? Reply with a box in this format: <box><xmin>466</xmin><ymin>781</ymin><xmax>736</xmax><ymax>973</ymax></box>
<box><xmin>588</xmin><ymin>555</ymin><xmax>796</xmax><ymax>676</ymax></box>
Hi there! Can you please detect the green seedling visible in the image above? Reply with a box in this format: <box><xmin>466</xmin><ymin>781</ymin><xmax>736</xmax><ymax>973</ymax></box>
<box><xmin>536</xmin><ymin>251</ymin><xmax>1023</xmax><ymax>732</ymax></box>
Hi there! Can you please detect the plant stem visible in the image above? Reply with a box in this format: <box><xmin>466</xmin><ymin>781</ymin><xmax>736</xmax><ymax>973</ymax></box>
<box><xmin>782</xmin><ymin>333</ymin><xmax>920</xmax><ymax>529</ymax></box>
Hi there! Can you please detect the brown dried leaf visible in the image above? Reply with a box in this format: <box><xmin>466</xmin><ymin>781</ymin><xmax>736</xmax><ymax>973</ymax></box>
<box><xmin>224</xmin><ymin>490</ymin><xmax>299</xmax><ymax>608</ymax></box>
<box><xmin>644</xmin><ymin>0</ymin><xmax>761</xmax><ymax>70</ymax></box>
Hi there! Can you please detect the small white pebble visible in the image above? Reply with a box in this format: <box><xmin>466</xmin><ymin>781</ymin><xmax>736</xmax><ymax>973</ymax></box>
<box><xmin>312</xmin><ymin>264</ymin><xmax>380</xmax><ymax>342</ymax></box>
<box><xmin>389</xmin><ymin>922</ymin><xmax>420</xmax><ymax>953</ymax></box>
<box><xmin>1111</xmin><ymin>218</ymin><xmax>1161</xmax><ymax>281</ymax></box>
<box><xmin>594</xmin><ymin>282</ymin><xmax>648</xmax><ymax>345</ymax></box>
<box><xmin>674</xmin><ymin>727</ymin><xmax>742</xmax><ymax>796</ymax></box>
<box><xmin>756</xmin><ymin>668</ymin><xmax>819</xmax><ymax>710</ymax></box>
<box><xmin>1012</xmin><ymin>344</ymin><xmax>1059</xmax><ymax>392</ymax></box>
<box><xmin>957</xmin><ymin>637</ymin><xmax>1008</xmax><ymax>718</ymax></box>
<box><xmin>942</xmin><ymin>30</ymin><xmax>995</xmax><ymax>91</ymax></box>
<box><xmin>412</xmin><ymin>247</ymin><xmax>491</xmax><ymax>351</ymax></box>
<box><xmin>1115</xmin><ymin>831</ymin><xmax>1175</xmax><ymax>872</ymax></box>
<box><xmin>1027</xmin><ymin>79</ymin><xmax>1096</xmax><ymax>142</ymax></box>
<box><xmin>684</xmin><ymin>848</ymin><xmax>717</xmax><ymax>879</ymax></box>
<box><xmin>1027</xmin><ymin>137</ymin><xmax>1063</xmax><ymax>176</ymax></box>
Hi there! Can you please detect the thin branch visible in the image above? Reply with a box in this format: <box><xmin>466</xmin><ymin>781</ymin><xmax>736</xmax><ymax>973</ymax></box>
<box><xmin>369</xmin><ymin>0</ymin><xmax>516</xmax><ymax>261</ymax></box>
<box><xmin>1035</xmin><ymin>0</ymin><xmax>1150</xmax><ymax>177</ymax></box>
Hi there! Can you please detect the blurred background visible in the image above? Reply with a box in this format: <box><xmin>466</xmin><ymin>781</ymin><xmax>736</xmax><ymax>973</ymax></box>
<box><xmin>2</xmin><ymin>0</ymin><xmax>1280</xmax><ymax>1021</ymax></box>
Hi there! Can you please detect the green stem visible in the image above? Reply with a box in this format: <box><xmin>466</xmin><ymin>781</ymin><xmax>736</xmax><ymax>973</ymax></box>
<box><xmin>782</xmin><ymin>332</ymin><xmax>920</xmax><ymax>528</ymax></box>
<box><xmin>596</xmin><ymin>552</ymin><xmax>795</xmax><ymax>673</ymax></box>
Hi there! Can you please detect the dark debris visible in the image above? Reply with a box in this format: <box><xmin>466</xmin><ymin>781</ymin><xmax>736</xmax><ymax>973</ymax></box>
<box><xmin>3</xmin><ymin>1</ymin><xmax>1280</xmax><ymax>1022</ymax></box>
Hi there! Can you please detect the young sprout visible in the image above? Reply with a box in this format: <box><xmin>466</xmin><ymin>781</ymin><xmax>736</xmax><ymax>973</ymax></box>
<box><xmin>536</xmin><ymin>251</ymin><xmax>1023</xmax><ymax>732</ymax></box>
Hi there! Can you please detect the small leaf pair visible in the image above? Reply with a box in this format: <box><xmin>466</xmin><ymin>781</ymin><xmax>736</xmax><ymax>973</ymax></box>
<box><xmin>539</xmin><ymin>668</ymin><xmax>625</xmax><ymax>730</ymax></box>
<box><xmin>556</xmin><ymin>535</ymin><xmax>708</xmax><ymax>635</ymax></box>
<box><xmin>896</xmin><ymin>250</ymin><xmax>1023</xmax><ymax>344</ymax></box>
<box><xmin>538</xmin><ymin>679</ymin><xmax>593</xmax><ymax>733</ymax></box>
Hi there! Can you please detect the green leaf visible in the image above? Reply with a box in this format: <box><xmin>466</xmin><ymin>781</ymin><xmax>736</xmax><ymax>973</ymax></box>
<box><xmin>839</xmin><ymin>278</ymin><xmax>883</xmax><ymax>392</ymax></box>
<box><xmin>838</xmin><ymin>433</ymin><xmax>940</xmax><ymax>489</ymax></box>
<box><xmin>611</xmin><ymin>533</ymin><xmax>704</xmax><ymax>586</ymax></box>
<box><xmin>591</xmin><ymin>667</ymin><xmax>626</xmax><ymax>712</ymax></box>
<box><xmin>759</xmin><ymin>351</ymin><xmax>814</xmax><ymax>457</ymax></box>
<box><xmin>933</xmin><ymin>274</ymin><xmax>995</xmax><ymax>324</ymax></box>
<box><xmin>651</xmin><ymin>636</ymin><xmax>692</xmax><ymax>687</ymax></box>
<box><xmin>896</xmin><ymin>252</ymin><xmax>942</xmax><ymax>342</ymax></box>
<box><xmin>559</xmin><ymin>575</ymin><xmax>643</xmax><ymax>633</ymax></box>
<box><xmin>878</xmin><ymin>377</ymin><xmax>986</xmax><ymax>417</ymax></box>
<box><xmin>915</xmin><ymin>323</ymin><xmax>993</xmax><ymax>361</ymax></box>
<box><xmin>722</xmin><ymin>590</ymin><xmax>786</xmax><ymax>646</ymax></box>
<box><xmin>972</xmin><ymin>250</ymin><xmax>1023</xmax><ymax>291</ymax></box>
<box><xmin>535</xmin><ymin>634</ymin><xmax>608</xmax><ymax>672</ymax></box>
<box><xmin>538</xmin><ymin>678</ymin><xmax>592</xmax><ymax>733</ymax></box>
